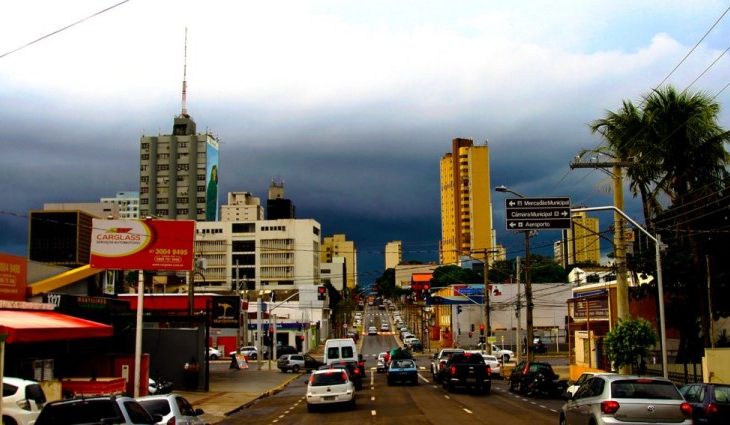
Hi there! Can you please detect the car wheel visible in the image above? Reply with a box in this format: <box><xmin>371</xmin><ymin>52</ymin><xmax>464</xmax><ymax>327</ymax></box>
<box><xmin>349</xmin><ymin>397</ymin><xmax>356</xmax><ymax>409</ymax></box>
<box><xmin>387</xmin><ymin>378</ymin><xmax>393</xmax><ymax>386</ymax></box>
<box><xmin>559</xmin><ymin>414</ymin><xmax>567</xmax><ymax>425</ymax></box>
<box><xmin>250</xmin><ymin>353</ymin><xmax>257</xmax><ymax>360</ymax></box>
<box><xmin>210</xmin><ymin>354</ymin><xmax>218</xmax><ymax>360</ymax></box>
<box><xmin>412</xmin><ymin>378</ymin><xmax>418</xmax><ymax>385</ymax></box>
<box><xmin>292</xmin><ymin>365</ymin><xmax>300</xmax><ymax>373</ymax></box>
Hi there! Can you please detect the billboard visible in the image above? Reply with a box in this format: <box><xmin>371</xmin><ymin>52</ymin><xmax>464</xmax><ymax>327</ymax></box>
<box><xmin>90</xmin><ymin>219</ymin><xmax>195</xmax><ymax>271</ymax></box>
<box><xmin>0</xmin><ymin>253</ymin><xmax>27</xmax><ymax>301</ymax></box>
<box><xmin>205</xmin><ymin>138</ymin><xmax>219</xmax><ymax>221</ymax></box>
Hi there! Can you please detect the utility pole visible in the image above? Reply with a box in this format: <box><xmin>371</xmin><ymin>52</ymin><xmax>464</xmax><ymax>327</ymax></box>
<box><xmin>515</xmin><ymin>257</ymin><xmax>522</xmax><ymax>362</ymax></box>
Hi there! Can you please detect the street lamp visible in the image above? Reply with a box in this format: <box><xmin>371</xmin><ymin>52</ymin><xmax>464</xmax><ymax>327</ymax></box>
<box><xmin>495</xmin><ymin>185</ymin><xmax>536</xmax><ymax>361</ymax></box>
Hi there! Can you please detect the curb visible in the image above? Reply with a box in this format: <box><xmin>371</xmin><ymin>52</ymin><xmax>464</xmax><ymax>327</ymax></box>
<box><xmin>225</xmin><ymin>372</ymin><xmax>303</xmax><ymax>416</ymax></box>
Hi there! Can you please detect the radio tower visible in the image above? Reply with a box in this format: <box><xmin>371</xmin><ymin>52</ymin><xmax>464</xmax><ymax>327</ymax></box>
<box><xmin>180</xmin><ymin>27</ymin><xmax>189</xmax><ymax>118</ymax></box>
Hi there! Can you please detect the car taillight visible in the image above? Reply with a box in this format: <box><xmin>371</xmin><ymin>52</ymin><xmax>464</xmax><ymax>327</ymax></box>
<box><xmin>309</xmin><ymin>375</ymin><xmax>315</xmax><ymax>384</ymax></box>
<box><xmin>704</xmin><ymin>401</ymin><xmax>717</xmax><ymax>415</ymax></box>
<box><xmin>166</xmin><ymin>417</ymin><xmax>176</xmax><ymax>425</ymax></box>
<box><xmin>522</xmin><ymin>363</ymin><xmax>529</xmax><ymax>374</ymax></box>
<box><xmin>486</xmin><ymin>366</ymin><xmax>491</xmax><ymax>375</ymax></box>
<box><xmin>342</xmin><ymin>372</ymin><xmax>348</xmax><ymax>381</ymax></box>
<box><xmin>354</xmin><ymin>367</ymin><xmax>361</xmax><ymax>375</ymax></box>
<box><xmin>450</xmin><ymin>366</ymin><xmax>457</xmax><ymax>375</ymax></box>
<box><xmin>601</xmin><ymin>400</ymin><xmax>620</xmax><ymax>414</ymax></box>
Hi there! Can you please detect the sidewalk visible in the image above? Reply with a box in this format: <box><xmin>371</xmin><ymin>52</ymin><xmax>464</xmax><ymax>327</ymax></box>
<box><xmin>176</xmin><ymin>360</ymin><xmax>301</xmax><ymax>424</ymax></box>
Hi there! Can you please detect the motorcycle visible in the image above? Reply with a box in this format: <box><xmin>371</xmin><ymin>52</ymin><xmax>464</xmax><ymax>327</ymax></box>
<box><xmin>525</xmin><ymin>372</ymin><xmax>568</xmax><ymax>398</ymax></box>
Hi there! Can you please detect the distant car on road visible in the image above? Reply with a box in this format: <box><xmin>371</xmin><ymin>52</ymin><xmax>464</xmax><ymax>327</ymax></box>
<box><xmin>208</xmin><ymin>346</ymin><xmax>222</xmax><ymax>360</ymax></box>
<box><xmin>277</xmin><ymin>354</ymin><xmax>324</xmax><ymax>373</ymax></box>
<box><xmin>229</xmin><ymin>345</ymin><xmax>259</xmax><ymax>360</ymax></box>
<box><xmin>368</xmin><ymin>326</ymin><xmax>378</xmax><ymax>335</ymax></box>
<box><xmin>376</xmin><ymin>352</ymin><xmax>388</xmax><ymax>373</ymax></box>
<box><xmin>387</xmin><ymin>358</ymin><xmax>419</xmax><ymax>386</ymax></box>
<box><xmin>380</xmin><ymin>323</ymin><xmax>390</xmax><ymax>332</ymax></box>
<box><xmin>137</xmin><ymin>393</ymin><xmax>205</xmax><ymax>425</ymax></box>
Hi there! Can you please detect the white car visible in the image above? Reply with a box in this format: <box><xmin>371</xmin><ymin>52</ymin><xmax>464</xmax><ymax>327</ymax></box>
<box><xmin>403</xmin><ymin>335</ymin><xmax>418</xmax><ymax>346</ymax></box>
<box><xmin>306</xmin><ymin>368</ymin><xmax>356</xmax><ymax>412</ymax></box>
<box><xmin>367</xmin><ymin>326</ymin><xmax>378</xmax><ymax>335</ymax></box>
<box><xmin>2</xmin><ymin>377</ymin><xmax>46</xmax><ymax>425</ymax></box>
<box><xmin>479</xmin><ymin>343</ymin><xmax>514</xmax><ymax>363</ymax></box>
<box><xmin>229</xmin><ymin>345</ymin><xmax>259</xmax><ymax>360</ymax></box>
<box><xmin>482</xmin><ymin>354</ymin><xmax>502</xmax><ymax>377</ymax></box>
<box><xmin>137</xmin><ymin>393</ymin><xmax>205</xmax><ymax>425</ymax></box>
<box><xmin>376</xmin><ymin>352</ymin><xmax>388</xmax><ymax>373</ymax></box>
<box><xmin>380</xmin><ymin>323</ymin><xmax>390</xmax><ymax>332</ymax></box>
<box><xmin>208</xmin><ymin>346</ymin><xmax>222</xmax><ymax>360</ymax></box>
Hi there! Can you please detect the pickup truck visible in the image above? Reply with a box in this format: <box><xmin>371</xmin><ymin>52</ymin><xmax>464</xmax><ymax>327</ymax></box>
<box><xmin>441</xmin><ymin>352</ymin><xmax>491</xmax><ymax>394</ymax></box>
<box><xmin>430</xmin><ymin>348</ymin><xmax>464</xmax><ymax>383</ymax></box>
<box><xmin>477</xmin><ymin>343</ymin><xmax>514</xmax><ymax>363</ymax></box>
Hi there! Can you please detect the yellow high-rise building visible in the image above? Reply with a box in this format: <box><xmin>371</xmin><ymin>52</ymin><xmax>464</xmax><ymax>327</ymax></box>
<box><xmin>321</xmin><ymin>234</ymin><xmax>358</xmax><ymax>290</ymax></box>
<box><xmin>567</xmin><ymin>212</ymin><xmax>600</xmax><ymax>265</ymax></box>
<box><xmin>440</xmin><ymin>138</ymin><xmax>494</xmax><ymax>265</ymax></box>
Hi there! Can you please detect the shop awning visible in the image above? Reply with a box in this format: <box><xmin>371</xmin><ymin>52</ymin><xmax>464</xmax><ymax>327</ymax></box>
<box><xmin>0</xmin><ymin>310</ymin><xmax>113</xmax><ymax>343</ymax></box>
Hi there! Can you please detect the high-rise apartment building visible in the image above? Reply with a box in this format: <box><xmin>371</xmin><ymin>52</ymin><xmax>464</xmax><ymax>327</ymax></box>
<box><xmin>139</xmin><ymin>65</ymin><xmax>219</xmax><ymax>221</ymax></box>
<box><xmin>321</xmin><ymin>234</ymin><xmax>357</xmax><ymax>289</ymax></box>
<box><xmin>566</xmin><ymin>212</ymin><xmax>600</xmax><ymax>265</ymax></box>
<box><xmin>385</xmin><ymin>240</ymin><xmax>402</xmax><ymax>270</ymax></box>
<box><xmin>221</xmin><ymin>192</ymin><xmax>264</xmax><ymax>222</ymax></box>
<box><xmin>266</xmin><ymin>178</ymin><xmax>296</xmax><ymax>220</ymax></box>
<box><xmin>100</xmin><ymin>191</ymin><xmax>139</xmax><ymax>219</ymax></box>
<box><xmin>439</xmin><ymin>138</ymin><xmax>494</xmax><ymax>265</ymax></box>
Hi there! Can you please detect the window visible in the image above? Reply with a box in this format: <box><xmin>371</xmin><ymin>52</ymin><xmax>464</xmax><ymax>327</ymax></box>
<box><xmin>327</xmin><ymin>347</ymin><xmax>340</xmax><ymax>360</ymax></box>
<box><xmin>157</xmin><ymin>164</ymin><xmax>169</xmax><ymax>171</ymax></box>
<box><xmin>311</xmin><ymin>372</ymin><xmax>347</xmax><ymax>386</ymax></box>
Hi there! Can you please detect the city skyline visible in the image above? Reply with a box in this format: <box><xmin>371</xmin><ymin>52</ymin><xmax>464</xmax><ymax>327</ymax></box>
<box><xmin>2</xmin><ymin>1</ymin><xmax>730</xmax><ymax>284</ymax></box>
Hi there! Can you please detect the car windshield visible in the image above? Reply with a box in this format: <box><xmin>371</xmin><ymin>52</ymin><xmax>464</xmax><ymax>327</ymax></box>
<box><xmin>37</xmin><ymin>400</ymin><xmax>120</xmax><ymax>425</ymax></box>
<box><xmin>311</xmin><ymin>371</ymin><xmax>347</xmax><ymax>386</ymax></box>
<box><xmin>611</xmin><ymin>379</ymin><xmax>683</xmax><ymax>400</ymax></box>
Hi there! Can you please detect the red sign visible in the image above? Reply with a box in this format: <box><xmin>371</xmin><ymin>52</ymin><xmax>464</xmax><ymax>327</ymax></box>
<box><xmin>90</xmin><ymin>219</ymin><xmax>195</xmax><ymax>271</ymax></box>
<box><xmin>0</xmin><ymin>253</ymin><xmax>27</xmax><ymax>301</ymax></box>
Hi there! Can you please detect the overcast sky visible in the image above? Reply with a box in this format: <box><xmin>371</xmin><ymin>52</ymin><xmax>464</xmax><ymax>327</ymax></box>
<box><xmin>2</xmin><ymin>0</ymin><xmax>730</xmax><ymax>286</ymax></box>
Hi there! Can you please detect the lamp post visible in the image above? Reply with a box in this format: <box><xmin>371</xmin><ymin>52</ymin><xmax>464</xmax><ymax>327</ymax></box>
<box><xmin>495</xmin><ymin>185</ymin><xmax>536</xmax><ymax>361</ymax></box>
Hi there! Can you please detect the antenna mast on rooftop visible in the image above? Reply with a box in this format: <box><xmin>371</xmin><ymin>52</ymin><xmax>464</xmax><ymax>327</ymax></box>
<box><xmin>180</xmin><ymin>27</ymin><xmax>189</xmax><ymax>117</ymax></box>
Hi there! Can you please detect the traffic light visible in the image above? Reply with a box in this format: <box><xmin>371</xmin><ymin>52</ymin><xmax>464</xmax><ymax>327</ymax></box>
<box><xmin>317</xmin><ymin>286</ymin><xmax>326</xmax><ymax>300</ymax></box>
<box><xmin>479</xmin><ymin>323</ymin><xmax>485</xmax><ymax>336</ymax></box>
<box><xmin>470</xmin><ymin>324</ymin><xmax>475</xmax><ymax>332</ymax></box>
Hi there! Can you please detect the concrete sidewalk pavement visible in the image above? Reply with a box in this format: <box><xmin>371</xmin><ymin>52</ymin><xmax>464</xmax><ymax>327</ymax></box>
<box><xmin>176</xmin><ymin>360</ymin><xmax>302</xmax><ymax>424</ymax></box>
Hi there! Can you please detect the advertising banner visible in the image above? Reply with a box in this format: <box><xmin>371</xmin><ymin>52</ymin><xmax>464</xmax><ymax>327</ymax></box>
<box><xmin>0</xmin><ymin>253</ymin><xmax>27</xmax><ymax>301</ymax></box>
<box><xmin>90</xmin><ymin>219</ymin><xmax>195</xmax><ymax>271</ymax></box>
<box><xmin>211</xmin><ymin>296</ymin><xmax>241</xmax><ymax>328</ymax></box>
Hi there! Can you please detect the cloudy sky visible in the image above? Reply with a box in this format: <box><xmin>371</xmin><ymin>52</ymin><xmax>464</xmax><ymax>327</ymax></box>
<box><xmin>2</xmin><ymin>0</ymin><xmax>729</xmax><ymax>285</ymax></box>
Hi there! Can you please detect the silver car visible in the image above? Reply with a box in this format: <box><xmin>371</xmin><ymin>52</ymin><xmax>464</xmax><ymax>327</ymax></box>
<box><xmin>560</xmin><ymin>375</ymin><xmax>692</xmax><ymax>425</ymax></box>
<box><xmin>137</xmin><ymin>394</ymin><xmax>205</xmax><ymax>425</ymax></box>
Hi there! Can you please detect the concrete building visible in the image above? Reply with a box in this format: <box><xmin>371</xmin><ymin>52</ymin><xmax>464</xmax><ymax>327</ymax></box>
<box><xmin>321</xmin><ymin>234</ymin><xmax>358</xmax><ymax>290</ymax></box>
<box><xmin>439</xmin><ymin>138</ymin><xmax>495</xmax><ymax>266</ymax></box>
<box><xmin>43</xmin><ymin>202</ymin><xmax>120</xmax><ymax>220</ymax></box>
<box><xmin>100</xmin><ymin>191</ymin><xmax>139</xmax><ymax>219</ymax></box>
<box><xmin>266</xmin><ymin>178</ymin><xmax>295</xmax><ymax>220</ymax></box>
<box><xmin>321</xmin><ymin>257</ymin><xmax>346</xmax><ymax>292</ymax></box>
<box><xmin>385</xmin><ymin>240</ymin><xmax>402</xmax><ymax>270</ymax></box>
<box><xmin>220</xmin><ymin>192</ymin><xmax>264</xmax><ymax>222</ymax></box>
<box><xmin>394</xmin><ymin>263</ymin><xmax>439</xmax><ymax>288</ymax></box>
<box><xmin>28</xmin><ymin>210</ymin><xmax>96</xmax><ymax>268</ymax></box>
<box><xmin>139</xmin><ymin>82</ymin><xmax>219</xmax><ymax>221</ymax></box>
<box><xmin>566</xmin><ymin>212</ymin><xmax>601</xmax><ymax>265</ymax></box>
<box><xmin>194</xmin><ymin>218</ymin><xmax>321</xmax><ymax>293</ymax></box>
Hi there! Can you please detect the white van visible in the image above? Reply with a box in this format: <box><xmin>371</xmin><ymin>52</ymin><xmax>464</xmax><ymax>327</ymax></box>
<box><xmin>323</xmin><ymin>338</ymin><xmax>358</xmax><ymax>365</ymax></box>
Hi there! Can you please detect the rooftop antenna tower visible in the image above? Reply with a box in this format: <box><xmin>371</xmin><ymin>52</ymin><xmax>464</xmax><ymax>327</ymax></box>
<box><xmin>180</xmin><ymin>27</ymin><xmax>189</xmax><ymax>117</ymax></box>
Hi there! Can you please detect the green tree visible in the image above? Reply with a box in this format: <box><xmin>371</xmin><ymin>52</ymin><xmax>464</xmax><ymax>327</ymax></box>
<box><xmin>604</xmin><ymin>318</ymin><xmax>656</xmax><ymax>373</ymax></box>
<box><xmin>430</xmin><ymin>265</ymin><xmax>482</xmax><ymax>288</ymax></box>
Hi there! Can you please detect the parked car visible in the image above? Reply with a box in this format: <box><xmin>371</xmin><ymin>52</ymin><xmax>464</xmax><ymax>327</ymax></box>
<box><xmin>277</xmin><ymin>354</ymin><xmax>324</xmax><ymax>373</ymax></box>
<box><xmin>208</xmin><ymin>346</ymin><xmax>222</xmax><ymax>360</ymax></box>
<box><xmin>679</xmin><ymin>382</ymin><xmax>730</xmax><ymax>425</ymax></box>
<box><xmin>137</xmin><ymin>394</ymin><xmax>205</xmax><ymax>425</ymax></box>
<box><xmin>431</xmin><ymin>348</ymin><xmax>465</xmax><ymax>383</ymax></box>
<box><xmin>387</xmin><ymin>358</ymin><xmax>419</xmax><ymax>386</ymax></box>
<box><xmin>560</xmin><ymin>375</ymin><xmax>692</xmax><ymax>425</ymax></box>
<box><xmin>2</xmin><ymin>377</ymin><xmax>46</xmax><ymax>425</ymax></box>
<box><xmin>479</xmin><ymin>353</ymin><xmax>502</xmax><ymax>377</ymax></box>
<box><xmin>306</xmin><ymin>368</ymin><xmax>356</xmax><ymax>412</ymax></box>
<box><xmin>229</xmin><ymin>345</ymin><xmax>259</xmax><ymax>360</ymax></box>
<box><xmin>35</xmin><ymin>395</ymin><xmax>161</xmax><ymax>425</ymax></box>
<box><xmin>148</xmin><ymin>377</ymin><xmax>173</xmax><ymax>395</ymax></box>
<box><xmin>408</xmin><ymin>339</ymin><xmax>424</xmax><ymax>352</ymax></box>
<box><xmin>566</xmin><ymin>372</ymin><xmax>618</xmax><ymax>397</ymax></box>
<box><xmin>477</xmin><ymin>343</ymin><xmax>514</xmax><ymax>363</ymax></box>
<box><xmin>509</xmin><ymin>360</ymin><xmax>560</xmax><ymax>395</ymax></box>
<box><xmin>441</xmin><ymin>352</ymin><xmax>491</xmax><ymax>394</ymax></box>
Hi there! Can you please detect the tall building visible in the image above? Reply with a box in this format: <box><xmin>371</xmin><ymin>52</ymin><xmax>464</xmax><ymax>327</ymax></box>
<box><xmin>221</xmin><ymin>192</ymin><xmax>264</xmax><ymax>222</ymax></box>
<box><xmin>566</xmin><ymin>212</ymin><xmax>600</xmax><ymax>265</ymax></box>
<box><xmin>139</xmin><ymin>58</ymin><xmax>219</xmax><ymax>221</ymax></box>
<box><xmin>29</xmin><ymin>210</ymin><xmax>95</xmax><ymax>267</ymax></box>
<box><xmin>266</xmin><ymin>178</ymin><xmax>295</xmax><ymax>220</ymax></box>
<box><xmin>100</xmin><ymin>191</ymin><xmax>139</xmax><ymax>219</ymax></box>
<box><xmin>439</xmin><ymin>138</ymin><xmax>494</xmax><ymax>265</ymax></box>
<box><xmin>321</xmin><ymin>234</ymin><xmax>358</xmax><ymax>290</ymax></box>
<box><xmin>384</xmin><ymin>240</ymin><xmax>402</xmax><ymax>270</ymax></box>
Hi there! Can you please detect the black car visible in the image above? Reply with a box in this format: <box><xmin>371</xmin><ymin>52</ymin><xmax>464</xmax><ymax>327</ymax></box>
<box><xmin>322</xmin><ymin>360</ymin><xmax>363</xmax><ymax>390</ymax></box>
<box><xmin>680</xmin><ymin>382</ymin><xmax>730</xmax><ymax>425</ymax></box>
<box><xmin>508</xmin><ymin>360</ymin><xmax>559</xmax><ymax>395</ymax></box>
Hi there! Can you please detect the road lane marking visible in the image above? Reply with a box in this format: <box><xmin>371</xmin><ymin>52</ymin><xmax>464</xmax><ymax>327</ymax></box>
<box><xmin>371</xmin><ymin>396</ymin><xmax>375</xmax><ymax>401</ymax></box>
<box><xmin>371</xmin><ymin>410</ymin><xmax>377</xmax><ymax>416</ymax></box>
<box><xmin>463</xmin><ymin>408</ymin><xmax>473</xmax><ymax>414</ymax></box>
<box><xmin>444</xmin><ymin>395</ymin><xmax>451</xmax><ymax>399</ymax></box>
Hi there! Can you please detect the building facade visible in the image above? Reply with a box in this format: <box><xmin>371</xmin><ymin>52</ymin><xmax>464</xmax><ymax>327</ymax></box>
<box><xmin>139</xmin><ymin>113</ymin><xmax>219</xmax><ymax>221</ymax></box>
<box><xmin>220</xmin><ymin>192</ymin><xmax>264</xmax><ymax>222</ymax></box>
<box><xmin>321</xmin><ymin>257</ymin><xmax>346</xmax><ymax>292</ymax></box>
<box><xmin>100</xmin><ymin>191</ymin><xmax>139</xmax><ymax>219</ymax></box>
<box><xmin>266</xmin><ymin>178</ymin><xmax>295</xmax><ymax>220</ymax></box>
<box><xmin>566</xmin><ymin>212</ymin><xmax>600</xmax><ymax>265</ymax></box>
<box><xmin>439</xmin><ymin>138</ymin><xmax>495</xmax><ymax>266</ymax></box>
<box><xmin>321</xmin><ymin>234</ymin><xmax>358</xmax><ymax>289</ymax></box>
<box><xmin>385</xmin><ymin>240</ymin><xmax>402</xmax><ymax>270</ymax></box>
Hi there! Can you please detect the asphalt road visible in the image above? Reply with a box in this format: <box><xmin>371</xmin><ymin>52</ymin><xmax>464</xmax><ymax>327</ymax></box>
<box><xmin>220</xmin><ymin>307</ymin><xmax>566</xmax><ymax>425</ymax></box>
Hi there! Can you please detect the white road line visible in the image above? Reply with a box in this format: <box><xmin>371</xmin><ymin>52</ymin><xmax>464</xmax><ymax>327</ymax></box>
<box><xmin>371</xmin><ymin>396</ymin><xmax>375</xmax><ymax>401</ymax></box>
<box><xmin>371</xmin><ymin>410</ymin><xmax>377</xmax><ymax>416</ymax></box>
<box><xmin>539</xmin><ymin>405</ymin><xmax>547</xmax><ymax>409</ymax></box>
<box><xmin>444</xmin><ymin>395</ymin><xmax>451</xmax><ymax>400</ymax></box>
<box><xmin>463</xmin><ymin>408</ymin><xmax>473</xmax><ymax>414</ymax></box>
<box><xmin>550</xmin><ymin>409</ymin><xmax>558</xmax><ymax>413</ymax></box>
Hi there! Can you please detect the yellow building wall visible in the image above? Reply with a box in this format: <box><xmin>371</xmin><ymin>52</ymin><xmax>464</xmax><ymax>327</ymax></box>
<box><xmin>467</xmin><ymin>146</ymin><xmax>493</xmax><ymax>256</ymax></box>
<box><xmin>440</xmin><ymin>154</ymin><xmax>456</xmax><ymax>265</ymax></box>
<box><xmin>568</xmin><ymin>213</ymin><xmax>600</xmax><ymax>264</ymax></box>
<box><xmin>703</xmin><ymin>348</ymin><xmax>730</xmax><ymax>383</ymax></box>
<box><xmin>321</xmin><ymin>234</ymin><xmax>358</xmax><ymax>289</ymax></box>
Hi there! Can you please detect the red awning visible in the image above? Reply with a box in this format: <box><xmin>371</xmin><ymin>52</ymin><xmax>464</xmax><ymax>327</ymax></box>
<box><xmin>0</xmin><ymin>310</ymin><xmax>113</xmax><ymax>343</ymax></box>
